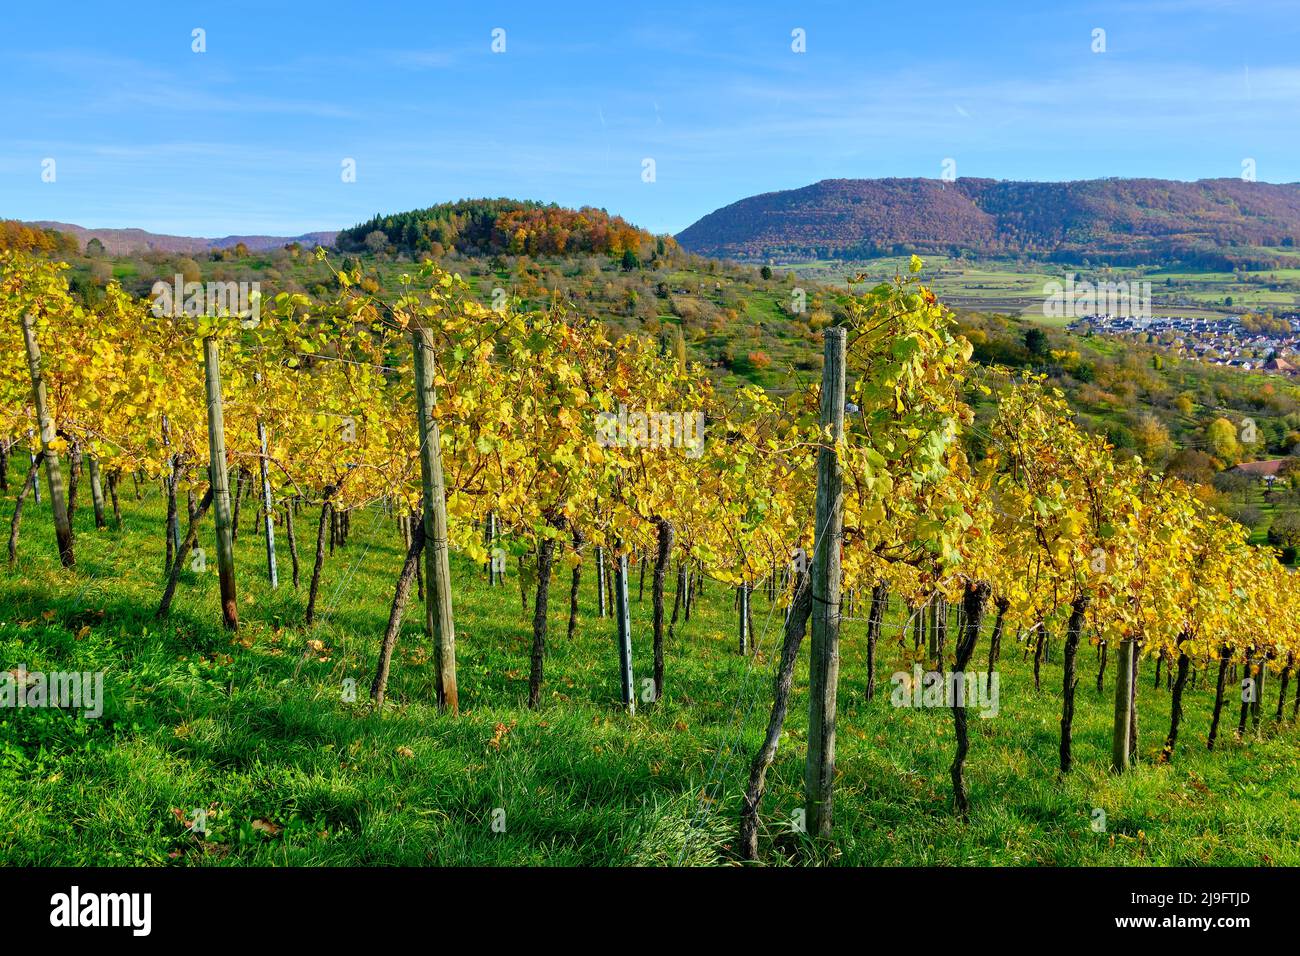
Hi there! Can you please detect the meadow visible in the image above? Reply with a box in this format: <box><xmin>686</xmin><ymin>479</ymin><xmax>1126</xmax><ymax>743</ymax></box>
<box><xmin>3</xmin><ymin>484</ymin><xmax>1298</xmax><ymax>866</ymax></box>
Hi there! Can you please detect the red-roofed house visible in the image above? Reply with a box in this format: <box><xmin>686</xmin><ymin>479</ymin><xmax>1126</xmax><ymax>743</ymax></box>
<box><xmin>1232</xmin><ymin>458</ymin><xmax>1289</xmax><ymax>480</ymax></box>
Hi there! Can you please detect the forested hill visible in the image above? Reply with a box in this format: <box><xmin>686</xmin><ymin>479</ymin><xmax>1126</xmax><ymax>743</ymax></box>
<box><xmin>336</xmin><ymin>198</ymin><xmax>663</xmax><ymax>258</ymax></box>
<box><xmin>675</xmin><ymin>177</ymin><xmax>1300</xmax><ymax>268</ymax></box>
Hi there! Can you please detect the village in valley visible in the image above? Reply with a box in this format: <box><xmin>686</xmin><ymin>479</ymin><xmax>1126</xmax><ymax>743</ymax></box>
<box><xmin>1069</xmin><ymin>311</ymin><xmax>1300</xmax><ymax>374</ymax></box>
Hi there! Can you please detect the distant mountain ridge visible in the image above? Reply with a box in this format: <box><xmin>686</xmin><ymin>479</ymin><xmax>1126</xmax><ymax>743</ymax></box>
<box><xmin>28</xmin><ymin>221</ymin><xmax>338</xmax><ymax>256</ymax></box>
<box><xmin>675</xmin><ymin>178</ymin><xmax>1300</xmax><ymax>268</ymax></box>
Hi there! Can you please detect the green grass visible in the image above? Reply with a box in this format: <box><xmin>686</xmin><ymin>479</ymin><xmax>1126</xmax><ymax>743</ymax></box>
<box><xmin>3</xmin><ymin>485</ymin><xmax>1300</xmax><ymax>866</ymax></box>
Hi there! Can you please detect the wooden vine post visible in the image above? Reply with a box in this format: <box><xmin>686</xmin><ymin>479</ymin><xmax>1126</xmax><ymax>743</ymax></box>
<box><xmin>737</xmin><ymin>582</ymin><xmax>750</xmax><ymax>654</ymax></box>
<box><xmin>256</xmin><ymin>422</ymin><xmax>278</xmax><ymax>587</ymax></box>
<box><xmin>484</xmin><ymin>511</ymin><xmax>500</xmax><ymax>586</ymax></box>
<box><xmin>614</xmin><ymin>549</ymin><xmax>635</xmax><ymax>714</ymax></box>
<box><xmin>254</xmin><ymin>375</ymin><xmax>278</xmax><ymax>589</ymax></box>
<box><xmin>20</xmin><ymin>313</ymin><xmax>74</xmax><ymax>568</ymax></box>
<box><xmin>805</xmin><ymin>326</ymin><xmax>846</xmax><ymax>839</ymax></box>
<box><xmin>1111</xmin><ymin>636</ymin><xmax>1136</xmax><ymax>771</ymax></box>
<box><xmin>87</xmin><ymin>455</ymin><xmax>107</xmax><ymax>529</ymax></box>
<box><xmin>203</xmin><ymin>336</ymin><xmax>239</xmax><ymax>629</ymax></box>
<box><xmin>651</xmin><ymin>518</ymin><xmax>672</xmax><ymax>700</ymax></box>
<box><xmin>596</xmin><ymin>545</ymin><xmax>608</xmax><ymax>617</ymax></box>
<box><xmin>412</xmin><ymin>329</ymin><xmax>459</xmax><ymax>714</ymax></box>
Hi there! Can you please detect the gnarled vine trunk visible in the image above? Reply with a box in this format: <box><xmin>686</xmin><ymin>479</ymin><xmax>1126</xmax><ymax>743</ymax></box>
<box><xmin>738</xmin><ymin>570</ymin><xmax>812</xmax><ymax>860</ymax></box>
<box><xmin>7</xmin><ymin>452</ymin><xmax>43</xmax><ymax>565</ymax></box>
<box><xmin>1236</xmin><ymin>646</ymin><xmax>1254</xmax><ymax>739</ymax></box>
<box><xmin>567</xmin><ymin>529</ymin><xmax>585</xmax><ymax>640</ymax></box>
<box><xmin>284</xmin><ymin>502</ymin><xmax>300</xmax><ymax>588</ymax></box>
<box><xmin>986</xmin><ymin>596</ymin><xmax>1008</xmax><ymax>683</ymax></box>
<box><xmin>1161</xmin><ymin>633</ymin><xmax>1192</xmax><ymax>762</ymax></box>
<box><xmin>1207</xmin><ymin>647</ymin><xmax>1232</xmax><ymax>750</ymax></box>
<box><xmin>865</xmin><ymin>583</ymin><xmax>887</xmax><ymax>701</ymax></box>
<box><xmin>951</xmin><ymin>581</ymin><xmax>991</xmax><ymax>815</ymax></box>
<box><xmin>1059</xmin><ymin>595</ymin><xmax>1090</xmax><ymax>774</ymax></box>
<box><xmin>305</xmin><ymin>486</ymin><xmax>334</xmax><ymax>626</ymax></box>
<box><xmin>526</xmin><ymin>526</ymin><xmax>559</xmax><ymax>709</ymax></box>
<box><xmin>371</xmin><ymin>516</ymin><xmax>426</xmax><ymax>708</ymax></box>
<box><xmin>1278</xmin><ymin>654</ymin><xmax>1294</xmax><ymax>723</ymax></box>
<box><xmin>107</xmin><ymin>469</ymin><xmax>122</xmax><ymax>529</ymax></box>
<box><xmin>652</xmin><ymin>518</ymin><xmax>673</xmax><ymax>701</ymax></box>
<box><xmin>156</xmin><ymin>487</ymin><xmax>214</xmax><ymax>618</ymax></box>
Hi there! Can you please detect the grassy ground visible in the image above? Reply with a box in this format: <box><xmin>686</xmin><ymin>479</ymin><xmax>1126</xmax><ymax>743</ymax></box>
<box><xmin>2</xmin><ymin>484</ymin><xmax>1299</xmax><ymax>866</ymax></box>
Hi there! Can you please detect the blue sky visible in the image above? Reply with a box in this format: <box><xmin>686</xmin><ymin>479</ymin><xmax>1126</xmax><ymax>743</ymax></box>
<box><xmin>1</xmin><ymin>0</ymin><xmax>1297</xmax><ymax>237</ymax></box>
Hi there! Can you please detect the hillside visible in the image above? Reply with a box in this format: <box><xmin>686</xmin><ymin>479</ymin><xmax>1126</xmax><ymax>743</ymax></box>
<box><xmin>676</xmin><ymin>177</ymin><xmax>1300</xmax><ymax>268</ymax></box>
<box><xmin>27</xmin><ymin>221</ymin><xmax>338</xmax><ymax>256</ymax></box>
<box><xmin>31</xmin><ymin>205</ymin><xmax>1300</xmax><ymax>549</ymax></box>
<box><xmin>7</xmin><ymin>242</ymin><xmax>1300</xmax><ymax>873</ymax></box>
<box><xmin>53</xmin><ymin>233</ymin><xmax>1300</xmax><ymax>490</ymax></box>
<box><xmin>336</xmin><ymin>198</ymin><xmax>662</xmax><ymax>258</ymax></box>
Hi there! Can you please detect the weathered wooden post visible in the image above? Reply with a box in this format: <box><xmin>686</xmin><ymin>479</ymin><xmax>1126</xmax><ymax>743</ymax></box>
<box><xmin>805</xmin><ymin>326</ymin><xmax>846</xmax><ymax>838</ymax></box>
<box><xmin>492</xmin><ymin>513</ymin><xmax>502</xmax><ymax>586</ymax></box>
<box><xmin>87</xmin><ymin>455</ymin><xmax>107</xmax><ymax>529</ymax></box>
<box><xmin>21</xmin><ymin>314</ymin><xmax>73</xmax><ymax>568</ymax></box>
<box><xmin>256</xmin><ymin>406</ymin><xmax>279</xmax><ymax>589</ymax></box>
<box><xmin>595</xmin><ymin>545</ymin><xmax>607</xmax><ymax>617</ymax></box>
<box><xmin>484</xmin><ymin>511</ymin><xmax>499</xmax><ymax>585</ymax></box>
<box><xmin>928</xmin><ymin>595</ymin><xmax>939</xmax><ymax>661</ymax></box>
<box><xmin>412</xmin><ymin>329</ymin><xmax>458</xmax><ymax>714</ymax></box>
<box><xmin>651</xmin><ymin>518</ymin><xmax>673</xmax><ymax>700</ymax></box>
<box><xmin>683</xmin><ymin>563</ymin><xmax>693</xmax><ymax>621</ymax></box>
<box><xmin>203</xmin><ymin>336</ymin><xmax>238</xmax><ymax>629</ymax></box>
<box><xmin>1111</xmin><ymin>636</ymin><xmax>1136</xmax><ymax>772</ymax></box>
<box><xmin>614</xmin><ymin>549</ymin><xmax>635</xmax><ymax>714</ymax></box>
<box><xmin>738</xmin><ymin>581</ymin><xmax>750</xmax><ymax>654</ymax></box>
<box><xmin>607</xmin><ymin>549</ymin><xmax>617</xmax><ymax>617</ymax></box>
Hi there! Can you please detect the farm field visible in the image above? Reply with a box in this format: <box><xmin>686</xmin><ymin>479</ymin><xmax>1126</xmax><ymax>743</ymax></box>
<box><xmin>791</xmin><ymin>256</ymin><xmax>1300</xmax><ymax>320</ymax></box>
<box><xmin>3</xmin><ymin>486</ymin><xmax>1299</xmax><ymax>867</ymax></box>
